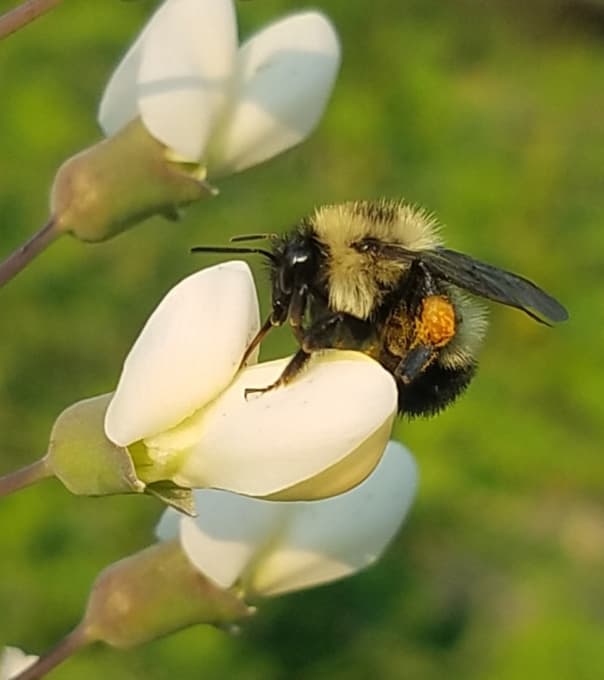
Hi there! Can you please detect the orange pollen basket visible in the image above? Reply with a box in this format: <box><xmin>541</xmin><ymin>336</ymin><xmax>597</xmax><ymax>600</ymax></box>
<box><xmin>416</xmin><ymin>295</ymin><xmax>456</xmax><ymax>347</ymax></box>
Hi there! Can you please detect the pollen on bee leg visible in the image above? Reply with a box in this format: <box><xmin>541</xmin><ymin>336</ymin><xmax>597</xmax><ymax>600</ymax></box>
<box><xmin>415</xmin><ymin>296</ymin><xmax>456</xmax><ymax>348</ymax></box>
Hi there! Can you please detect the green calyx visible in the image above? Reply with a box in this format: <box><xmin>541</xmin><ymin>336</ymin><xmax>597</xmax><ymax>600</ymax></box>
<box><xmin>46</xmin><ymin>394</ymin><xmax>195</xmax><ymax>514</ymax></box>
<box><xmin>47</xmin><ymin>394</ymin><xmax>145</xmax><ymax>496</ymax></box>
<box><xmin>50</xmin><ymin>119</ymin><xmax>216</xmax><ymax>243</ymax></box>
<box><xmin>83</xmin><ymin>540</ymin><xmax>254</xmax><ymax>648</ymax></box>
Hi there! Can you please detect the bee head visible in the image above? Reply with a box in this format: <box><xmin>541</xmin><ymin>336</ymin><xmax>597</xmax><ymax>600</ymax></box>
<box><xmin>277</xmin><ymin>240</ymin><xmax>316</xmax><ymax>293</ymax></box>
<box><xmin>267</xmin><ymin>230</ymin><xmax>323</xmax><ymax>325</ymax></box>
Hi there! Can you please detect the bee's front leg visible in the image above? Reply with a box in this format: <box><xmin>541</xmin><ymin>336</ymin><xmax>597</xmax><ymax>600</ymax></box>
<box><xmin>243</xmin><ymin>312</ymin><xmax>375</xmax><ymax>399</ymax></box>
<box><xmin>244</xmin><ymin>348</ymin><xmax>311</xmax><ymax>398</ymax></box>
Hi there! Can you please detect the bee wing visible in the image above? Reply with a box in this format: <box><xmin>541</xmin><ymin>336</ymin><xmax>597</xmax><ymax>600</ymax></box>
<box><xmin>378</xmin><ymin>244</ymin><xmax>568</xmax><ymax>324</ymax></box>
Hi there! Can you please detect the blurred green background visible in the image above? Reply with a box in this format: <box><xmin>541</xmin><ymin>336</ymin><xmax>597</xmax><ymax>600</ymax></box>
<box><xmin>0</xmin><ymin>0</ymin><xmax>603</xmax><ymax>678</ymax></box>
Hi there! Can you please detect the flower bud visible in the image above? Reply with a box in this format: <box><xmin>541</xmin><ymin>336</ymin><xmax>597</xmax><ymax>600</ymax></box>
<box><xmin>82</xmin><ymin>540</ymin><xmax>252</xmax><ymax>648</ymax></box>
<box><xmin>50</xmin><ymin>120</ymin><xmax>211</xmax><ymax>243</ymax></box>
<box><xmin>46</xmin><ymin>394</ymin><xmax>144</xmax><ymax>496</ymax></box>
<box><xmin>49</xmin><ymin>0</ymin><xmax>340</xmax><ymax>245</ymax></box>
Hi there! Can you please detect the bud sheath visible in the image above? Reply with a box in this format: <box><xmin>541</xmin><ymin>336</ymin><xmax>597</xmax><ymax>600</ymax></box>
<box><xmin>83</xmin><ymin>540</ymin><xmax>252</xmax><ymax>647</ymax></box>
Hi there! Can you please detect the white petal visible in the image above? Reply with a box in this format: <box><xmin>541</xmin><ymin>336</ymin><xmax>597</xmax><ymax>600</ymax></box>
<box><xmin>156</xmin><ymin>442</ymin><xmax>417</xmax><ymax>597</ymax></box>
<box><xmin>105</xmin><ymin>262</ymin><xmax>260</xmax><ymax>446</ymax></box>
<box><xmin>156</xmin><ymin>491</ymin><xmax>281</xmax><ymax>590</ymax></box>
<box><xmin>100</xmin><ymin>0</ymin><xmax>238</xmax><ymax>160</ymax></box>
<box><xmin>207</xmin><ymin>12</ymin><xmax>340</xmax><ymax>175</ymax></box>
<box><xmin>250</xmin><ymin>442</ymin><xmax>418</xmax><ymax>596</ymax></box>
<box><xmin>170</xmin><ymin>351</ymin><xmax>397</xmax><ymax>496</ymax></box>
<box><xmin>155</xmin><ymin>502</ymin><xmax>182</xmax><ymax>542</ymax></box>
<box><xmin>138</xmin><ymin>0</ymin><xmax>238</xmax><ymax>161</ymax></box>
<box><xmin>98</xmin><ymin>26</ymin><xmax>145</xmax><ymax>136</ymax></box>
<box><xmin>179</xmin><ymin>492</ymin><xmax>291</xmax><ymax>589</ymax></box>
<box><xmin>1</xmin><ymin>647</ymin><xmax>38</xmax><ymax>680</ymax></box>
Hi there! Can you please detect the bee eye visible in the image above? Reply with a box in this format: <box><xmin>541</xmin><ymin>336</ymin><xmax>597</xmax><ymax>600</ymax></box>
<box><xmin>353</xmin><ymin>239</ymin><xmax>377</xmax><ymax>253</ymax></box>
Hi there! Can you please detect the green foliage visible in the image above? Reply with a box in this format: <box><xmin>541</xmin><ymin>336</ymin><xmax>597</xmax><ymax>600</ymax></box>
<box><xmin>0</xmin><ymin>0</ymin><xmax>602</xmax><ymax>678</ymax></box>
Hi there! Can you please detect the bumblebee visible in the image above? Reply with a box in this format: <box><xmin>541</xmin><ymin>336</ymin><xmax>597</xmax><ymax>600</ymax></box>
<box><xmin>193</xmin><ymin>199</ymin><xmax>568</xmax><ymax>417</ymax></box>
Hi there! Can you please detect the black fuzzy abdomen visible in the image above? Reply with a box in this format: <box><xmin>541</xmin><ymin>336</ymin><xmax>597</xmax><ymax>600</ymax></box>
<box><xmin>397</xmin><ymin>361</ymin><xmax>477</xmax><ymax>417</ymax></box>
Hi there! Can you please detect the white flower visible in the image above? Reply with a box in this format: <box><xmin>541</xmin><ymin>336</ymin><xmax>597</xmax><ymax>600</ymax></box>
<box><xmin>105</xmin><ymin>261</ymin><xmax>397</xmax><ymax>499</ymax></box>
<box><xmin>157</xmin><ymin>441</ymin><xmax>418</xmax><ymax>597</ymax></box>
<box><xmin>0</xmin><ymin>648</ymin><xmax>37</xmax><ymax>680</ymax></box>
<box><xmin>99</xmin><ymin>0</ymin><xmax>340</xmax><ymax>177</ymax></box>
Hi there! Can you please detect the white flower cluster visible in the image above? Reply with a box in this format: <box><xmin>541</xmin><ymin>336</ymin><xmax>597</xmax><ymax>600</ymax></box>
<box><xmin>94</xmin><ymin>0</ymin><xmax>418</xmax><ymax>596</ymax></box>
<box><xmin>103</xmin><ymin>261</ymin><xmax>417</xmax><ymax>594</ymax></box>
<box><xmin>3</xmin><ymin>0</ymin><xmax>421</xmax><ymax>669</ymax></box>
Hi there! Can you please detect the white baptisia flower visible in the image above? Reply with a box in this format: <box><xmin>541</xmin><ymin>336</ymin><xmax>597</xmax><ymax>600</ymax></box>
<box><xmin>0</xmin><ymin>648</ymin><xmax>37</xmax><ymax>680</ymax></box>
<box><xmin>104</xmin><ymin>261</ymin><xmax>397</xmax><ymax>500</ymax></box>
<box><xmin>99</xmin><ymin>0</ymin><xmax>340</xmax><ymax>177</ymax></box>
<box><xmin>17</xmin><ymin>0</ymin><xmax>338</xmax><ymax>289</ymax></box>
<box><xmin>157</xmin><ymin>441</ymin><xmax>418</xmax><ymax>597</ymax></box>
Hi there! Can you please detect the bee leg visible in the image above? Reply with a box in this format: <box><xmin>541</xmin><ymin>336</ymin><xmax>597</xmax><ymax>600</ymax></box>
<box><xmin>244</xmin><ymin>349</ymin><xmax>311</xmax><ymax>398</ymax></box>
<box><xmin>238</xmin><ymin>315</ymin><xmax>275</xmax><ymax>370</ymax></box>
<box><xmin>243</xmin><ymin>311</ymin><xmax>373</xmax><ymax>399</ymax></box>
<box><xmin>288</xmin><ymin>284</ymin><xmax>309</xmax><ymax>331</ymax></box>
<box><xmin>394</xmin><ymin>344</ymin><xmax>436</xmax><ymax>385</ymax></box>
<box><xmin>238</xmin><ymin>294</ymin><xmax>292</xmax><ymax>370</ymax></box>
<box><xmin>396</xmin><ymin>295</ymin><xmax>457</xmax><ymax>384</ymax></box>
<box><xmin>242</xmin><ymin>286</ymin><xmax>311</xmax><ymax>398</ymax></box>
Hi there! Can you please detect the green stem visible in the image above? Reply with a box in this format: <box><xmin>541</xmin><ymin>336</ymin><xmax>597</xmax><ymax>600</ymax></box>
<box><xmin>0</xmin><ymin>458</ymin><xmax>52</xmax><ymax>498</ymax></box>
<box><xmin>0</xmin><ymin>218</ymin><xmax>59</xmax><ymax>288</ymax></box>
<box><xmin>13</xmin><ymin>626</ymin><xmax>88</xmax><ymax>680</ymax></box>
<box><xmin>0</xmin><ymin>0</ymin><xmax>64</xmax><ymax>40</ymax></box>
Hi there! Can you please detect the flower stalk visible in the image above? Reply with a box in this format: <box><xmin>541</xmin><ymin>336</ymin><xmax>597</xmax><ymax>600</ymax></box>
<box><xmin>12</xmin><ymin>627</ymin><xmax>87</xmax><ymax>680</ymax></box>
<box><xmin>0</xmin><ymin>0</ymin><xmax>64</xmax><ymax>41</ymax></box>
<box><xmin>0</xmin><ymin>458</ymin><xmax>52</xmax><ymax>499</ymax></box>
<box><xmin>13</xmin><ymin>541</ymin><xmax>253</xmax><ymax>679</ymax></box>
<box><xmin>0</xmin><ymin>219</ymin><xmax>59</xmax><ymax>287</ymax></box>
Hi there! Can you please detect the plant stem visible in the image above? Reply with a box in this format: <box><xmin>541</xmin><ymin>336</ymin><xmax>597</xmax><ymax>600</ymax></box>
<box><xmin>0</xmin><ymin>218</ymin><xmax>59</xmax><ymax>288</ymax></box>
<box><xmin>0</xmin><ymin>458</ymin><xmax>52</xmax><ymax>498</ymax></box>
<box><xmin>0</xmin><ymin>0</ymin><xmax>64</xmax><ymax>40</ymax></box>
<box><xmin>14</xmin><ymin>626</ymin><xmax>89</xmax><ymax>680</ymax></box>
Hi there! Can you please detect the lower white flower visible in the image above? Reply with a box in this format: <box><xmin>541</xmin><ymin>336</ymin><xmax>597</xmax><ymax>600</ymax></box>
<box><xmin>76</xmin><ymin>447</ymin><xmax>415</xmax><ymax>650</ymax></box>
<box><xmin>157</xmin><ymin>441</ymin><xmax>418</xmax><ymax>597</ymax></box>
<box><xmin>0</xmin><ymin>648</ymin><xmax>37</xmax><ymax>680</ymax></box>
<box><xmin>104</xmin><ymin>261</ymin><xmax>398</xmax><ymax>500</ymax></box>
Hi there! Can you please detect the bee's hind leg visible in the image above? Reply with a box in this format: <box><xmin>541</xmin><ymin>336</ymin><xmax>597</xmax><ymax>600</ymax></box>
<box><xmin>244</xmin><ymin>349</ymin><xmax>312</xmax><ymax>398</ymax></box>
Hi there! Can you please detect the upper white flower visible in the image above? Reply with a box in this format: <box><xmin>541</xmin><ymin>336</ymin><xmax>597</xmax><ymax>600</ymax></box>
<box><xmin>104</xmin><ymin>262</ymin><xmax>398</xmax><ymax>500</ymax></box>
<box><xmin>99</xmin><ymin>0</ymin><xmax>340</xmax><ymax>176</ymax></box>
<box><xmin>0</xmin><ymin>648</ymin><xmax>37</xmax><ymax>680</ymax></box>
<box><xmin>157</xmin><ymin>441</ymin><xmax>418</xmax><ymax>597</ymax></box>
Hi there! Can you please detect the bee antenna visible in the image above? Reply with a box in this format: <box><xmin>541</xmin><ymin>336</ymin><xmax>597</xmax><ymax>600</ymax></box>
<box><xmin>230</xmin><ymin>233</ymin><xmax>277</xmax><ymax>243</ymax></box>
<box><xmin>191</xmin><ymin>245</ymin><xmax>277</xmax><ymax>264</ymax></box>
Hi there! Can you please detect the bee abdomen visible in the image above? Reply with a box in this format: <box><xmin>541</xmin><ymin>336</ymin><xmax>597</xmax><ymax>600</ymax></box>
<box><xmin>397</xmin><ymin>361</ymin><xmax>477</xmax><ymax>417</ymax></box>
